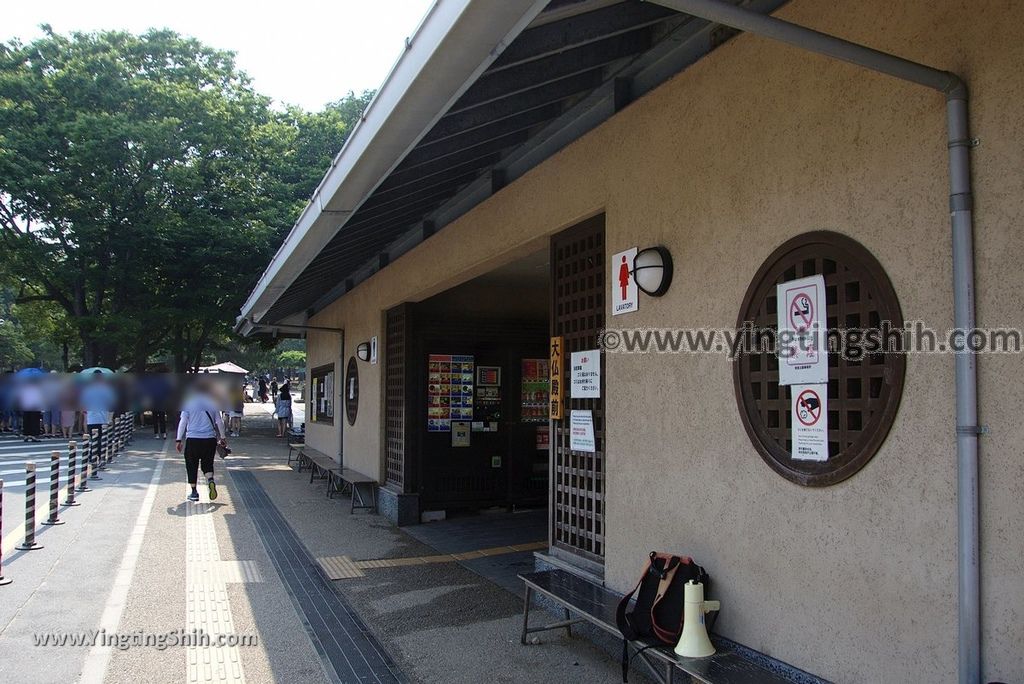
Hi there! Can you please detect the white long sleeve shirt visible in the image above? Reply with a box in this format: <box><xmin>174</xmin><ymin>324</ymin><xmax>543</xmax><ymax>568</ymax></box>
<box><xmin>176</xmin><ymin>394</ymin><xmax>225</xmax><ymax>441</ymax></box>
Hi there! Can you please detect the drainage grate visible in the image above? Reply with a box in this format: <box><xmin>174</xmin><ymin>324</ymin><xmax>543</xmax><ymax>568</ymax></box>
<box><xmin>230</xmin><ymin>471</ymin><xmax>403</xmax><ymax>684</ymax></box>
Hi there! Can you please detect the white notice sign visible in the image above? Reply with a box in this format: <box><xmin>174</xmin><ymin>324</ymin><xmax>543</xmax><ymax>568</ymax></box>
<box><xmin>777</xmin><ymin>274</ymin><xmax>828</xmax><ymax>385</ymax></box>
<box><xmin>611</xmin><ymin>247</ymin><xmax>639</xmax><ymax>316</ymax></box>
<box><xmin>792</xmin><ymin>384</ymin><xmax>828</xmax><ymax>461</ymax></box>
<box><xmin>570</xmin><ymin>350</ymin><xmax>601</xmax><ymax>398</ymax></box>
<box><xmin>570</xmin><ymin>410</ymin><xmax>596</xmax><ymax>453</ymax></box>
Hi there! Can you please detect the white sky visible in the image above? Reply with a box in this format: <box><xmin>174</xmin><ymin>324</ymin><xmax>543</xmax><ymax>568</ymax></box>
<box><xmin>4</xmin><ymin>0</ymin><xmax>437</xmax><ymax>111</ymax></box>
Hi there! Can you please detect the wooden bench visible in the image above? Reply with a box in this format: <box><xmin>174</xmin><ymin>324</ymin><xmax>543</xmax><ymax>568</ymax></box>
<box><xmin>287</xmin><ymin>442</ymin><xmax>304</xmax><ymax>466</ymax></box>
<box><xmin>293</xmin><ymin>446</ymin><xmax>377</xmax><ymax>513</ymax></box>
<box><xmin>519</xmin><ymin>569</ymin><xmax>824</xmax><ymax>684</ymax></box>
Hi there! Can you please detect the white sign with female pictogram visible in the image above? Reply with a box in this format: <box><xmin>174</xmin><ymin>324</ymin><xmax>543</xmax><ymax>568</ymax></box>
<box><xmin>792</xmin><ymin>384</ymin><xmax>828</xmax><ymax>461</ymax></box>
<box><xmin>611</xmin><ymin>247</ymin><xmax>639</xmax><ymax>316</ymax></box>
<box><xmin>777</xmin><ymin>274</ymin><xmax>827</xmax><ymax>386</ymax></box>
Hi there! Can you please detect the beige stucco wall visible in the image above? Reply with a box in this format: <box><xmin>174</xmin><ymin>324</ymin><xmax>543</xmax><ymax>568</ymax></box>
<box><xmin>306</xmin><ymin>1</ymin><xmax>1023</xmax><ymax>680</ymax></box>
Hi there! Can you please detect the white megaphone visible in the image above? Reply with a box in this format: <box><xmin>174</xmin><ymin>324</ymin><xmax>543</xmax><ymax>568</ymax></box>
<box><xmin>673</xmin><ymin>579</ymin><xmax>720</xmax><ymax>658</ymax></box>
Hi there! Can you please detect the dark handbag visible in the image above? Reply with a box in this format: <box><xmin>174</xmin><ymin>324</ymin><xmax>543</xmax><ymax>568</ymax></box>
<box><xmin>615</xmin><ymin>551</ymin><xmax>709</xmax><ymax>681</ymax></box>
<box><xmin>204</xmin><ymin>411</ymin><xmax>231</xmax><ymax>459</ymax></box>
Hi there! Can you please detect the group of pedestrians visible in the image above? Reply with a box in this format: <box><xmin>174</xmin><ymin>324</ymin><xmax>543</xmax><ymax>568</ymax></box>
<box><xmin>2</xmin><ymin>368</ymin><xmax>296</xmax><ymax>505</ymax></box>
<box><xmin>0</xmin><ymin>370</ymin><xmax>117</xmax><ymax>443</ymax></box>
<box><xmin>246</xmin><ymin>374</ymin><xmax>293</xmax><ymax>438</ymax></box>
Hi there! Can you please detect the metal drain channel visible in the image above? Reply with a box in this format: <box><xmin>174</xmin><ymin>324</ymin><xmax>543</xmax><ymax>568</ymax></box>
<box><xmin>230</xmin><ymin>470</ymin><xmax>403</xmax><ymax>684</ymax></box>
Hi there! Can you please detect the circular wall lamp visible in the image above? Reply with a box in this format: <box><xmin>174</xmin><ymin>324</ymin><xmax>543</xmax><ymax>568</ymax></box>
<box><xmin>355</xmin><ymin>341</ymin><xmax>371</xmax><ymax>362</ymax></box>
<box><xmin>632</xmin><ymin>245</ymin><xmax>673</xmax><ymax>297</ymax></box>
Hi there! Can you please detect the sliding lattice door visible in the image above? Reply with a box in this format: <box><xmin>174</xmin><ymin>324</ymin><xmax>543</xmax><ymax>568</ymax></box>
<box><xmin>550</xmin><ymin>215</ymin><xmax>605</xmax><ymax>566</ymax></box>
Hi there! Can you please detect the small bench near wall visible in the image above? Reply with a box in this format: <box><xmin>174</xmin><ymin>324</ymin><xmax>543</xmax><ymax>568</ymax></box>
<box><xmin>292</xmin><ymin>445</ymin><xmax>377</xmax><ymax>513</ymax></box>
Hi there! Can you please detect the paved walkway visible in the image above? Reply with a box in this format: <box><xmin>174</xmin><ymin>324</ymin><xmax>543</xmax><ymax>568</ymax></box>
<box><xmin>0</xmin><ymin>407</ymin><xmax>633</xmax><ymax>683</ymax></box>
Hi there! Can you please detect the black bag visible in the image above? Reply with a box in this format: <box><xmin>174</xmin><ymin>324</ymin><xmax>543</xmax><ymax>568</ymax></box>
<box><xmin>615</xmin><ymin>551</ymin><xmax>709</xmax><ymax>682</ymax></box>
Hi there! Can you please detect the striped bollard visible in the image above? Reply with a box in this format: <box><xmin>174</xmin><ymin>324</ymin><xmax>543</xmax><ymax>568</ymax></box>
<box><xmin>126</xmin><ymin>413</ymin><xmax>133</xmax><ymax>444</ymax></box>
<box><xmin>41</xmin><ymin>451</ymin><xmax>64</xmax><ymax>526</ymax></box>
<box><xmin>105</xmin><ymin>426</ymin><xmax>114</xmax><ymax>465</ymax></box>
<box><xmin>90</xmin><ymin>430</ymin><xmax>103</xmax><ymax>478</ymax></box>
<box><xmin>16</xmin><ymin>463</ymin><xmax>43</xmax><ymax>550</ymax></box>
<box><xmin>64</xmin><ymin>442</ymin><xmax>80</xmax><ymax>506</ymax></box>
<box><xmin>0</xmin><ymin>481</ymin><xmax>12</xmax><ymax>585</ymax></box>
<box><xmin>77</xmin><ymin>436</ymin><xmax>92</xmax><ymax>492</ymax></box>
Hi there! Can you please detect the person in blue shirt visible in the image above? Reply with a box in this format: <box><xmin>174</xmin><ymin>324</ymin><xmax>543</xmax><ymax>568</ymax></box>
<box><xmin>81</xmin><ymin>371</ymin><xmax>116</xmax><ymax>458</ymax></box>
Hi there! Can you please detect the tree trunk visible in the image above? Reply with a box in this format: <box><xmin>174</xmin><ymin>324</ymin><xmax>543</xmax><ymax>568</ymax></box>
<box><xmin>173</xmin><ymin>327</ymin><xmax>186</xmax><ymax>374</ymax></box>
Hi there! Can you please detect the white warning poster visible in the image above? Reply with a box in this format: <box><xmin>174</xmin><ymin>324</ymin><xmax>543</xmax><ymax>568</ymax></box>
<box><xmin>570</xmin><ymin>410</ymin><xmax>596</xmax><ymax>453</ymax></box>
<box><xmin>792</xmin><ymin>384</ymin><xmax>828</xmax><ymax>461</ymax></box>
<box><xmin>777</xmin><ymin>274</ymin><xmax>827</xmax><ymax>386</ymax></box>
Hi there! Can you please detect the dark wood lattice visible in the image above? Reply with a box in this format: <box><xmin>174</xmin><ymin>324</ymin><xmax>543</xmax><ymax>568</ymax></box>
<box><xmin>385</xmin><ymin>305</ymin><xmax>408</xmax><ymax>490</ymax></box>
<box><xmin>734</xmin><ymin>231</ymin><xmax>905</xmax><ymax>486</ymax></box>
<box><xmin>550</xmin><ymin>215</ymin><xmax>605</xmax><ymax>563</ymax></box>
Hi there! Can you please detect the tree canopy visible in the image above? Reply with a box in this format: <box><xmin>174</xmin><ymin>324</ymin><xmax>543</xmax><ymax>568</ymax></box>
<box><xmin>0</xmin><ymin>28</ymin><xmax>372</xmax><ymax>371</ymax></box>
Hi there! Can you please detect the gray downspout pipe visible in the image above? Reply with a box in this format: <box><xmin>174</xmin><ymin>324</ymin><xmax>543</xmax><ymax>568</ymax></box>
<box><xmin>645</xmin><ymin>1</ymin><xmax>980</xmax><ymax>682</ymax></box>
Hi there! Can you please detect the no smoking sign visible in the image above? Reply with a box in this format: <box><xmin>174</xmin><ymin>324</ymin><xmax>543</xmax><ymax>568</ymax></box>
<box><xmin>790</xmin><ymin>293</ymin><xmax>814</xmax><ymax>332</ymax></box>
<box><xmin>777</xmin><ymin>274</ymin><xmax>827</xmax><ymax>386</ymax></box>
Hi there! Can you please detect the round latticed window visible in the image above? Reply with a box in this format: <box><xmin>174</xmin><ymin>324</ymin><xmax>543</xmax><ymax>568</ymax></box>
<box><xmin>733</xmin><ymin>231</ymin><xmax>905</xmax><ymax>486</ymax></box>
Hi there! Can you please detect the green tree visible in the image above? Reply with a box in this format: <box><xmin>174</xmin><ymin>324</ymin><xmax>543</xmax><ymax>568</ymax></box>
<box><xmin>0</xmin><ymin>28</ymin><xmax>282</xmax><ymax>369</ymax></box>
<box><xmin>278</xmin><ymin>349</ymin><xmax>306</xmax><ymax>367</ymax></box>
<box><xmin>0</xmin><ymin>319</ymin><xmax>33</xmax><ymax>369</ymax></box>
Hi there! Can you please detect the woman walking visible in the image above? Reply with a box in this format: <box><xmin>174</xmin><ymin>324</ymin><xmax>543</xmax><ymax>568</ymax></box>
<box><xmin>274</xmin><ymin>383</ymin><xmax>292</xmax><ymax>437</ymax></box>
<box><xmin>175</xmin><ymin>380</ymin><xmax>227</xmax><ymax>502</ymax></box>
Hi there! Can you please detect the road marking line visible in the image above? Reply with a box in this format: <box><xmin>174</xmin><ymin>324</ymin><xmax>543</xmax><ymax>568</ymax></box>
<box><xmin>79</xmin><ymin>449</ymin><xmax>165</xmax><ymax>684</ymax></box>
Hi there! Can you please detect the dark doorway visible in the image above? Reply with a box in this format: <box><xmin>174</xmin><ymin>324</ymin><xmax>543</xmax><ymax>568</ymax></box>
<box><xmin>399</xmin><ymin>249</ymin><xmax>552</xmax><ymax>515</ymax></box>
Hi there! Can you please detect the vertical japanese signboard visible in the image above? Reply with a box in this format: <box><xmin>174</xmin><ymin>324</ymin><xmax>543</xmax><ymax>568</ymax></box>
<box><xmin>549</xmin><ymin>336</ymin><xmax>563</xmax><ymax>419</ymax></box>
<box><xmin>777</xmin><ymin>274</ymin><xmax>828</xmax><ymax>386</ymax></box>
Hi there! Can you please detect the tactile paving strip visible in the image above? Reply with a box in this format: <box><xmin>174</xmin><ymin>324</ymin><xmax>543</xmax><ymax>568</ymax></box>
<box><xmin>230</xmin><ymin>470</ymin><xmax>403</xmax><ymax>684</ymax></box>
<box><xmin>185</xmin><ymin>501</ymin><xmax>247</xmax><ymax>684</ymax></box>
<box><xmin>317</xmin><ymin>541</ymin><xmax>548</xmax><ymax>580</ymax></box>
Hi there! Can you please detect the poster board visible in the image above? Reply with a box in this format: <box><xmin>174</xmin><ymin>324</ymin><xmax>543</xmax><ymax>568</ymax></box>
<box><xmin>309</xmin><ymin>364</ymin><xmax>335</xmax><ymax>424</ymax></box>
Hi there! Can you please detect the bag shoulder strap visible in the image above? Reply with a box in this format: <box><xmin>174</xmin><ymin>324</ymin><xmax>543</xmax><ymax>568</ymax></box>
<box><xmin>204</xmin><ymin>410</ymin><xmax>222</xmax><ymax>439</ymax></box>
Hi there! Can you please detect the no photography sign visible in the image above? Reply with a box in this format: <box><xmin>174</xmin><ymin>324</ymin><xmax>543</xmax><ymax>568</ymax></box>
<box><xmin>792</xmin><ymin>384</ymin><xmax>828</xmax><ymax>461</ymax></box>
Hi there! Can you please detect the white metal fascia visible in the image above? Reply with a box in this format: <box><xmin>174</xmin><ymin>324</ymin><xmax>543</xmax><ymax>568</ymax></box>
<box><xmin>239</xmin><ymin>0</ymin><xmax>550</xmax><ymax>326</ymax></box>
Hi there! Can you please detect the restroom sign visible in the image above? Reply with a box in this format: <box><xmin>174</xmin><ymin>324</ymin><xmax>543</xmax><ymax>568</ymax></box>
<box><xmin>792</xmin><ymin>384</ymin><xmax>828</xmax><ymax>461</ymax></box>
<box><xmin>611</xmin><ymin>247</ymin><xmax>639</xmax><ymax>316</ymax></box>
<box><xmin>777</xmin><ymin>274</ymin><xmax>827</xmax><ymax>386</ymax></box>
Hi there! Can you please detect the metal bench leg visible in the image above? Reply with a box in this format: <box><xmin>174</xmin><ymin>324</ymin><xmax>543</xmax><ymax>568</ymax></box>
<box><xmin>564</xmin><ymin>607</ymin><xmax>573</xmax><ymax>638</ymax></box>
<box><xmin>521</xmin><ymin>586</ymin><xmax>533</xmax><ymax>645</ymax></box>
